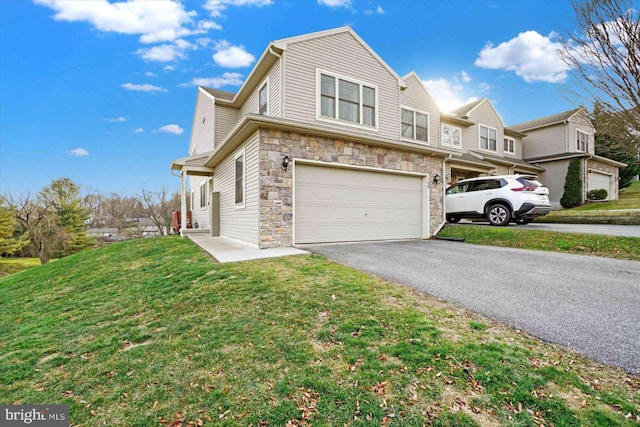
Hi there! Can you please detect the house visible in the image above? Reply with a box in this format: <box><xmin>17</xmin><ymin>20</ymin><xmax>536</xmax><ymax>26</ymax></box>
<box><xmin>442</xmin><ymin>98</ymin><xmax>544</xmax><ymax>185</ymax></box>
<box><xmin>171</xmin><ymin>27</ymin><xmax>456</xmax><ymax>248</ymax></box>
<box><xmin>511</xmin><ymin>107</ymin><xmax>627</xmax><ymax>208</ymax></box>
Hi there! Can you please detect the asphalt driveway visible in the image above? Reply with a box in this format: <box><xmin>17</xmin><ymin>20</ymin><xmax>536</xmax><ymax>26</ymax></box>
<box><xmin>308</xmin><ymin>240</ymin><xmax>640</xmax><ymax>374</ymax></box>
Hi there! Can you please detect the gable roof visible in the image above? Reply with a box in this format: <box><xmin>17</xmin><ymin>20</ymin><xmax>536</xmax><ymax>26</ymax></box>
<box><xmin>449</xmin><ymin>98</ymin><xmax>485</xmax><ymax>117</ymax></box>
<box><xmin>200</xmin><ymin>87</ymin><xmax>235</xmax><ymax>101</ymax></box>
<box><xmin>273</xmin><ymin>26</ymin><xmax>406</xmax><ymax>89</ymax></box>
<box><xmin>510</xmin><ymin>108</ymin><xmax>582</xmax><ymax>131</ymax></box>
<box><xmin>449</xmin><ymin>97</ymin><xmax>505</xmax><ymax>127</ymax></box>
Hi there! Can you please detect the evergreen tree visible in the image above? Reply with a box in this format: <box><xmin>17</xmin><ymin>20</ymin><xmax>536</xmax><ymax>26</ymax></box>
<box><xmin>0</xmin><ymin>201</ymin><xmax>28</xmax><ymax>256</ymax></box>
<box><xmin>560</xmin><ymin>158</ymin><xmax>583</xmax><ymax>208</ymax></box>
<box><xmin>39</xmin><ymin>178</ymin><xmax>95</xmax><ymax>257</ymax></box>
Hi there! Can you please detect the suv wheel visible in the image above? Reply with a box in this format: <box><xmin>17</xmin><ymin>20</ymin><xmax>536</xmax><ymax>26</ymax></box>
<box><xmin>487</xmin><ymin>203</ymin><xmax>511</xmax><ymax>226</ymax></box>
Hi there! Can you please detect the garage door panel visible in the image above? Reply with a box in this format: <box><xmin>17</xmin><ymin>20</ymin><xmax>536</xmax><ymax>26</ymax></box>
<box><xmin>295</xmin><ymin>164</ymin><xmax>424</xmax><ymax>244</ymax></box>
<box><xmin>588</xmin><ymin>172</ymin><xmax>611</xmax><ymax>199</ymax></box>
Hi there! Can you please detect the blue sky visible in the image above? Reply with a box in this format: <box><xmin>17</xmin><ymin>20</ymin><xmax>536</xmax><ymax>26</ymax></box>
<box><xmin>1</xmin><ymin>0</ymin><xmax>583</xmax><ymax>196</ymax></box>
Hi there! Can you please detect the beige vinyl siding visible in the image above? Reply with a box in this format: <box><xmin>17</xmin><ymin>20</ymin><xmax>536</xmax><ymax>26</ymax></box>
<box><xmin>521</xmin><ymin>124</ymin><xmax>567</xmax><ymax>159</ymax></box>
<box><xmin>465</xmin><ymin>102</ymin><xmax>504</xmax><ymax>154</ymax></box>
<box><xmin>568</xmin><ymin>117</ymin><xmax>595</xmax><ymax>154</ymax></box>
<box><xmin>215</xmin><ymin>104</ymin><xmax>239</xmax><ymax>145</ymax></box>
<box><xmin>213</xmin><ymin>133</ymin><xmax>260</xmax><ymax>245</ymax></box>
<box><xmin>268</xmin><ymin>58</ymin><xmax>282</xmax><ymax>117</ymax></box>
<box><xmin>400</xmin><ymin>74</ymin><xmax>439</xmax><ymax>144</ymax></box>
<box><xmin>189</xmin><ymin>176</ymin><xmax>210</xmax><ymax>229</ymax></box>
<box><xmin>537</xmin><ymin>160</ymin><xmax>571</xmax><ymax>208</ymax></box>
<box><xmin>240</xmin><ymin>80</ymin><xmax>261</xmax><ymax>118</ymax></box>
<box><xmin>190</xmin><ymin>91</ymin><xmax>215</xmax><ymax>154</ymax></box>
<box><xmin>283</xmin><ymin>31</ymin><xmax>401</xmax><ymax>140</ymax></box>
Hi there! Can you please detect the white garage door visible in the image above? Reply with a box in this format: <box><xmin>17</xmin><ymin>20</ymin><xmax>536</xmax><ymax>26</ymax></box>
<box><xmin>588</xmin><ymin>171</ymin><xmax>611</xmax><ymax>199</ymax></box>
<box><xmin>295</xmin><ymin>164</ymin><xmax>425</xmax><ymax>244</ymax></box>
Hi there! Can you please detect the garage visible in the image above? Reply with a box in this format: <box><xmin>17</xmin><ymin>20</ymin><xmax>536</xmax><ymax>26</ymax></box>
<box><xmin>294</xmin><ymin>163</ymin><xmax>427</xmax><ymax>244</ymax></box>
<box><xmin>588</xmin><ymin>171</ymin><xmax>611</xmax><ymax>200</ymax></box>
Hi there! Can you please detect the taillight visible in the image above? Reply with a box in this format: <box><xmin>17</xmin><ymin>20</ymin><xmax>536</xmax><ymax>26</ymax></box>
<box><xmin>511</xmin><ymin>185</ymin><xmax>537</xmax><ymax>192</ymax></box>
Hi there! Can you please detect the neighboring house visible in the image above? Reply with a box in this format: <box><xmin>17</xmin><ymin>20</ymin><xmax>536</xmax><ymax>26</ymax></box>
<box><xmin>171</xmin><ymin>27</ymin><xmax>457</xmax><ymax>249</ymax></box>
<box><xmin>442</xmin><ymin>98</ymin><xmax>544</xmax><ymax>185</ymax></box>
<box><xmin>511</xmin><ymin>107</ymin><xmax>627</xmax><ymax>208</ymax></box>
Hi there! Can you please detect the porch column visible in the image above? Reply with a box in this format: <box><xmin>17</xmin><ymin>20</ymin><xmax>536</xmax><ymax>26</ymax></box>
<box><xmin>180</xmin><ymin>171</ymin><xmax>187</xmax><ymax>236</ymax></box>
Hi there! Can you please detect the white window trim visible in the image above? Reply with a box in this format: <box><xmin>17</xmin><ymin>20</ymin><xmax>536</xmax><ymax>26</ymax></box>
<box><xmin>234</xmin><ymin>149</ymin><xmax>246</xmax><ymax>209</ymax></box>
<box><xmin>199</xmin><ymin>180</ymin><xmax>207</xmax><ymax>210</ymax></box>
<box><xmin>576</xmin><ymin>129</ymin><xmax>589</xmax><ymax>152</ymax></box>
<box><xmin>441</xmin><ymin>123</ymin><xmax>462</xmax><ymax>149</ymax></box>
<box><xmin>316</xmin><ymin>68</ymin><xmax>379</xmax><ymax>132</ymax></box>
<box><xmin>504</xmin><ymin>137</ymin><xmax>516</xmax><ymax>156</ymax></box>
<box><xmin>478</xmin><ymin>124</ymin><xmax>498</xmax><ymax>153</ymax></box>
<box><xmin>400</xmin><ymin>105</ymin><xmax>430</xmax><ymax>145</ymax></box>
<box><xmin>258</xmin><ymin>78</ymin><xmax>269</xmax><ymax>116</ymax></box>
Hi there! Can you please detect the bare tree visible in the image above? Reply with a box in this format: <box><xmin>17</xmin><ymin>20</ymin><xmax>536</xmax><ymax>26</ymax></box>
<box><xmin>560</xmin><ymin>0</ymin><xmax>640</xmax><ymax>165</ymax></box>
<box><xmin>5</xmin><ymin>192</ymin><xmax>63</xmax><ymax>264</ymax></box>
<box><xmin>137</xmin><ymin>188</ymin><xmax>180</xmax><ymax>236</ymax></box>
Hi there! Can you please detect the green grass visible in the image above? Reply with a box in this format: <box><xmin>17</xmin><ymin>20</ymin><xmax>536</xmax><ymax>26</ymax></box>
<box><xmin>537</xmin><ymin>180</ymin><xmax>640</xmax><ymax>224</ymax></box>
<box><xmin>1</xmin><ymin>236</ymin><xmax>638</xmax><ymax>426</ymax></box>
<box><xmin>0</xmin><ymin>257</ymin><xmax>41</xmax><ymax>277</ymax></box>
<box><xmin>438</xmin><ymin>225</ymin><xmax>640</xmax><ymax>262</ymax></box>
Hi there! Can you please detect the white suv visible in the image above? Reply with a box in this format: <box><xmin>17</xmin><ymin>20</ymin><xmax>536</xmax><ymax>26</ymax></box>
<box><xmin>445</xmin><ymin>175</ymin><xmax>551</xmax><ymax>226</ymax></box>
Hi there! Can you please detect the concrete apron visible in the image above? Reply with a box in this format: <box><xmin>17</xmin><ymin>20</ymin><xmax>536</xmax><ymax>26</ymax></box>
<box><xmin>187</xmin><ymin>234</ymin><xmax>309</xmax><ymax>263</ymax></box>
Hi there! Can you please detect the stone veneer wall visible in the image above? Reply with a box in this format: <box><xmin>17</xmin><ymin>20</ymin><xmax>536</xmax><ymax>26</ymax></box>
<box><xmin>258</xmin><ymin>128</ymin><xmax>445</xmax><ymax>249</ymax></box>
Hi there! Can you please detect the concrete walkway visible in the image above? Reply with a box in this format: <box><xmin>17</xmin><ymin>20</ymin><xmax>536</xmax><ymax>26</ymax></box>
<box><xmin>187</xmin><ymin>234</ymin><xmax>308</xmax><ymax>263</ymax></box>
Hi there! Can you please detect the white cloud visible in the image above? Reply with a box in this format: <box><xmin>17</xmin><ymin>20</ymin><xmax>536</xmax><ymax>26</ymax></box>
<box><xmin>460</xmin><ymin>71</ymin><xmax>472</xmax><ymax>83</ymax></box>
<box><xmin>159</xmin><ymin>124</ymin><xmax>184</xmax><ymax>135</ymax></box>
<box><xmin>136</xmin><ymin>44</ymin><xmax>185</xmax><ymax>62</ymax></box>
<box><xmin>144</xmin><ymin>71</ymin><xmax>157</xmax><ymax>77</ymax></box>
<box><xmin>121</xmin><ymin>82</ymin><xmax>167</xmax><ymax>92</ymax></box>
<box><xmin>212</xmin><ymin>41</ymin><xmax>255</xmax><ymax>68</ymax></box>
<box><xmin>69</xmin><ymin>148</ymin><xmax>89</xmax><ymax>156</ymax></box>
<box><xmin>204</xmin><ymin>0</ymin><xmax>273</xmax><ymax>18</ymax></box>
<box><xmin>318</xmin><ymin>0</ymin><xmax>351</xmax><ymax>7</ymax></box>
<box><xmin>474</xmin><ymin>31</ymin><xmax>569</xmax><ymax>83</ymax></box>
<box><xmin>421</xmin><ymin>77</ymin><xmax>478</xmax><ymax>112</ymax></box>
<box><xmin>34</xmin><ymin>0</ymin><xmax>203</xmax><ymax>44</ymax></box>
<box><xmin>134</xmin><ymin>128</ymin><xmax>144</xmax><ymax>133</ymax></box>
<box><xmin>164</xmin><ymin>65</ymin><xmax>176</xmax><ymax>71</ymax></box>
<box><xmin>191</xmin><ymin>72</ymin><xmax>244</xmax><ymax>88</ymax></box>
<box><xmin>364</xmin><ymin>5</ymin><xmax>385</xmax><ymax>15</ymax></box>
<box><xmin>105</xmin><ymin>116</ymin><xmax>127</xmax><ymax>122</ymax></box>
<box><xmin>479</xmin><ymin>82</ymin><xmax>492</xmax><ymax>92</ymax></box>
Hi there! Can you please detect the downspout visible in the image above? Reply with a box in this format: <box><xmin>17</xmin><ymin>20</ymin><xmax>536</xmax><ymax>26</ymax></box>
<box><xmin>433</xmin><ymin>154</ymin><xmax>452</xmax><ymax>236</ymax></box>
<box><xmin>584</xmin><ymin>154</ymin><xmax>593</xmax><ymax>202</ymax></box>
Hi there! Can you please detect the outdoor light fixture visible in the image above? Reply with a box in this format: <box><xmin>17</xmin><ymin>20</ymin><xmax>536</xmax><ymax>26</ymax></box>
<box><xmin>433</xmin><ymin>173</ymin><xmax>440</xmax><ymax>184</ymax></box>
<box><xmin>282</xmin><ymin>155</ymin><xmax>291</xmax><ymax>171</ymax></box>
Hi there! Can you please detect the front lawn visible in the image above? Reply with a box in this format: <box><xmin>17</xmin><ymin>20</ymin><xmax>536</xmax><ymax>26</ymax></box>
<box><xmin>0</xmin><ymin>257</ymin><xmax>41</xmax><ymax>277</ymax></box>
<box><xmin>1</xmin><ymin>237</ymin><xmax>638</xmax><ymax>426</ymax></box>
<box><xmin>437</xmin><ymin>225</ymin><xmax>640</xmax><ymax>262</ymax></box>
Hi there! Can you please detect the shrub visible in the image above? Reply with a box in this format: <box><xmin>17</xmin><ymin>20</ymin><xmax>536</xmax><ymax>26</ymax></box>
<box><xmin>587</xmin><ymin>188</ymin><xmax>608</xmax><ymax>200</ymax></box>
<box><xmin>560</xmin><ymin>158</ymin><xmax>583</xmax><ymax>208</ymax></box>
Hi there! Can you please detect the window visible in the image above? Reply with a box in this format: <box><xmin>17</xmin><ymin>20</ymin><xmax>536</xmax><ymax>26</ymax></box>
<box><xmin>442</xmin><ymin>124</ymin><xmax>462</xmax><ymax>148</ymax></box>
<box><xmin>259</xmin><ymin>82</ymin><xmax>268</xmax><ymax>115</ymax></box>
<box><xmin>576</xmin><ymin>130</ymin><xmax>588</xmax><ymax>151</ymax></box>
<box><xmin>479</xmin><ymin>125</ymin><xmax>497</xmax><ymax>151</ymax></box>
<box><xmin>401</xmin><ymin>108</ymin><xmax>429</xmax><ymax>143</ymax></box>
<box><xmin>319</xmin><ymin>71</ymin><xmax>376</xmax><ymax>127</ymax></box>
<box><xmin>235</xmin><ymin>152</ymin><xmax>244</xmax><ymax>206</ymax></box>
<box><xmin>504</xmin><ymin>137</ymin><xmax>515</xmax><ymax>154</ymax></box>
<box><xmin>199</xmin><ymin>181</ymin><xmax>207</xmax><ymax>209</ymax></box>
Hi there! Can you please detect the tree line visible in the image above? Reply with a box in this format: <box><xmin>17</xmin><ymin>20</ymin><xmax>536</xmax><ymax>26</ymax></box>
<box><xmin>1</xmin><ymin>178</ymin><xmax>181</xmax><ymax>264</ymax></box>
